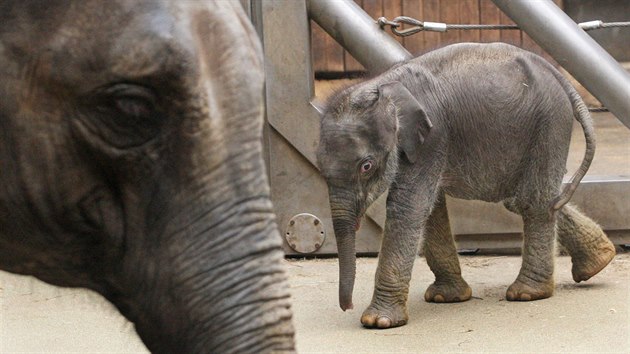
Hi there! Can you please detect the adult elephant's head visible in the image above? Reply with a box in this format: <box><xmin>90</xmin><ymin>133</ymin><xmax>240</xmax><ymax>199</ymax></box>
<box><xmin>0</xmin><ymin>1</ymin><xmax>294</xmax><ymax>352</ymax></box>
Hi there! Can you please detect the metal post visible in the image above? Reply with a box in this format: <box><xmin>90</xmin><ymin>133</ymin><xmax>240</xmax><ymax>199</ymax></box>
<box><xmin>492</xmin><ymin>0</ymin><xmax>630</xmax><ymax>129</ymax></box>
<box><xmin>307</xmin><ymin>0</ymin><xmax>412</xmax><ymax>74</ymax></box>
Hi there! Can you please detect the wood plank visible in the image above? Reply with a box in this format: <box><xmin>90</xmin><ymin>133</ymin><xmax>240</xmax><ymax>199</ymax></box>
<box><xmin>439</xmin><ymin>0</ymin><xmax>460</xmax><ymax>47</ymax></box>
<box><xmin>479</xmin><ymin>0</ymin><xmax>500</xmax><ymax>43</ymax></box>
<box><xmin>458</xmin><ymin>0</ymin><xmax>480</xmax><ymax>43</ymax></box>
<box><xmin>362</xmin><ymin>0</ymin><xmax>383</xmax><ymax>20</ymax></box>
<box><xmin>382</xmin><ymin>0</ymin><xmax>403</xmax><ymax>44</ymax></box>
<box><xmin>521</xmin><ymin>32</ymin><xmax>542</xmax><ymax>55</ymax></box>
<box><xmin>324</xmin><ymin>26</ymin><xmax>345</xmax><ymax>73</ymax></box>
<box><xmin>311</xmin><ymin>22</ymin><xmax>345</xmax><ymax>73</ymax></box>
<box><xmin>402</xmin><ymin>0</ymin><xmax>425</xmax><ymax>55</ymax></box>
<box><xmin>311</xmin><ymin>21</ymin><xmax>328</xmax><ymax>73</ymax></box>
<box><xmin>499</xmin><ymin>10</ymin><xmax>521</xmax><ymax>46</ymax></box>
<box><xmin>422</xmin><ymin>0</ymin><xmax>440</xmax><ymax>52</ymax></box>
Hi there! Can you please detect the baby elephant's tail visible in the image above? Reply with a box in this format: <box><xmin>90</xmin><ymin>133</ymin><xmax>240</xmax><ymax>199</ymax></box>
<box><xmin>547</xmin><ymin>65</ymin><xmax>596</xmax><ymax>213</ymax></box>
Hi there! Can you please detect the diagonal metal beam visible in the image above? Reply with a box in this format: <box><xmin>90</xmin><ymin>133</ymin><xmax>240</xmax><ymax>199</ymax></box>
<box><xmin>307</xmin><ymin>0</ymin><xmax>412</xmax><ymax>74</ymax></box>
<box><xmin>492</xmin><ymin>0</ymin><xmax>630</xmax><ymax>129</ymax></box>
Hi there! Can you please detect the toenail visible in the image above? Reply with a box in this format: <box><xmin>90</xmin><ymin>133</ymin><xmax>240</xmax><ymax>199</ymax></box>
<box><xmin>376</xmin><ymin>316</ymin><xmax>392</xmax><ymax>328</ymax></box>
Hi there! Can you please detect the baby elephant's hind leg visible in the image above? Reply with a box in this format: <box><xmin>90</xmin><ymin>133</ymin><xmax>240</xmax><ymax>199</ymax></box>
<box><xmin>504</xmin><ymin>200</ymin><xmax>556</xmax><ymax>301</ymax></box>
<box><xmin>557</xmin><ymin>203</ymin><xmax>616</xmax><ymax>282</ymax></box>
<box><xmin>423</xmin><ymin>193</ymin><xmax>472</xmax><ymax>303</ymax></box>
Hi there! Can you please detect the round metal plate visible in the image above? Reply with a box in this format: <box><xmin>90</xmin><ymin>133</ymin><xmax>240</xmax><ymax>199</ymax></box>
<box><xmin>284</xmin><ymin>213</ymin><xmax>326</xmax><ymax>254</ymax></box>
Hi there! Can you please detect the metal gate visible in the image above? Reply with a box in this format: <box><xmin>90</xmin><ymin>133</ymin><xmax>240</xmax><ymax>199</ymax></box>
<box><xmin>248</xmin><ymin>0</ymin><xmax>630</xmax><ymax>256</ymax></box>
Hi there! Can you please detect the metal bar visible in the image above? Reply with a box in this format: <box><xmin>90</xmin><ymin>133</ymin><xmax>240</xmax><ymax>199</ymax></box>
<box><xmin>492</xmin><ymin>0</ymin><xmax>630</xmax><ymax>129</ymax></box>
<box><xmin>307</xmin><ymin>0</ymin><xmax>412</xmax><ymax>74</ymax></box>
<box><xmin>258</xmin><ymin>0</ymin><xmax>320</xmax><ymax>165</ymax></box>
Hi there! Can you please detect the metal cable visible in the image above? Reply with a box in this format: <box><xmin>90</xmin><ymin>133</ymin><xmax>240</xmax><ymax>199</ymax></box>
<box><xmin>601</xmin><ymin>22</ymin><xmax>630</xmax><ymax>28</ymax></box>
<box><xmin>446</xmin><ymin>24</ymin><xmax>519</xmax><ymax>30</ymax></box>
<box><xmin>377</xmin><ymin>16</ymin><xmax>630</xmax><ymax>36</ymax></box>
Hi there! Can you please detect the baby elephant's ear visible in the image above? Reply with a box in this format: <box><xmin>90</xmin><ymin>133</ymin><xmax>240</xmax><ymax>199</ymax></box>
<box><xmin>378</xmin><ymin>82</ymin><xmax>433</xmax><ymax>163</ymax></box>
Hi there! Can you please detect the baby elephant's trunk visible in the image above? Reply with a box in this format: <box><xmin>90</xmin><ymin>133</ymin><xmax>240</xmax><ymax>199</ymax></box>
<box><xmin>336</xmin><ymin>229</ymin><xmax>357</xmax><ymax>311</ymax></box>
<box><xmin>330</xmin><ymin>207</ymin><xmax>358</xmax><ymax>311</ymax></box>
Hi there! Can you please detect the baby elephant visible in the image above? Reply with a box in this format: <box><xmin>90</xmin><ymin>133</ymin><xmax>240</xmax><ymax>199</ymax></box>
<box><xmin>316</xmin><ymin>42</ymin><xmax>615</xmax><ymax>328</ymax></box>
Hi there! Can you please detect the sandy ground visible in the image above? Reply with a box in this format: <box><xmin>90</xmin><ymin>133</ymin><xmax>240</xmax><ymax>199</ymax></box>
<box><xmin>1</xmin><ymin>253</ymin><xmax>628</xmax><ymax>353</ymax></box>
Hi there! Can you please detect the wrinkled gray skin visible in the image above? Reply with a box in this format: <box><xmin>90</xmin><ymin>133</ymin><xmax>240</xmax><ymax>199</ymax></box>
<box><xmin>0</xmin><ymin>1</ymin><xmax>295</xmax><ymax>352</ymax></box>
<box><xmin>317</xmin><ymin>43</ymin><xmax>615</xmax><ymax>329</ymax></box>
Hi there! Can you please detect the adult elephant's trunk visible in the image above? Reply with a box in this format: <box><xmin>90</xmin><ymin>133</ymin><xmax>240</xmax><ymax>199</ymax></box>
<box><xmin>329</xmin><ymin>190</ymin><xmax>359</xmax><ymax>311</ymax></box>
<box><xmin>114</xmin><ymin>111</ymin><xmax>295</xmax><ymax>351</ymax></box>
<box><xmin>134</xmin><ymin>195</ymin><xmax>295</xmax><ymax>353</ymax></box>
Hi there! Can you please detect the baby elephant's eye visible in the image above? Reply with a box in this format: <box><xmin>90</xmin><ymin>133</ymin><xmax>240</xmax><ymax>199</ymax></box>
<box><xmin>360</xmin><ymin>160</ymin><xmax>373</xmax><ymax>174</ymax></box>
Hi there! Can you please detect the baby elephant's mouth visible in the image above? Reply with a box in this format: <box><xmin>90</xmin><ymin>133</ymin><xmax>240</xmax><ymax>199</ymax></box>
<box><xmin>355</xmin><ymin>217</ymin><xmax>361</xmax><ymax>231</ymax></box>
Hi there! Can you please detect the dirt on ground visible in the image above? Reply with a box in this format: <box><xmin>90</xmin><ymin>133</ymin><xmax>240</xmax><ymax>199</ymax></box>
<box><xmin>1</xmin><ymin>253</ymin><xmax>628</xmax><ymax>353</ymax></box>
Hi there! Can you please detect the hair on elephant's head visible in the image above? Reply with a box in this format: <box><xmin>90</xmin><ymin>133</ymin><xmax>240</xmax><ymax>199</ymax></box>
<box><xmin>317</xmin><ymin>80</ymin><xmax>432</xmax><ymax>311</ymax></box>
<box><xmin>0</xmin><ymin>1</ymin><xmax>294</xmax><ymax>352</ymax></box>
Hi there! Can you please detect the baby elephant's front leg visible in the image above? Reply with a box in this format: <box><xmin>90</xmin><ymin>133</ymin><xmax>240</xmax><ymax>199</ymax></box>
<box><xmin>423</xmin><ymin>193</ymin><xmax>472</xmax><ymax>303</ymax></box>
<box><xmin>361</xmin><ymin>184</ymin><xmax>436</xmax><ymax>329</ymax></box>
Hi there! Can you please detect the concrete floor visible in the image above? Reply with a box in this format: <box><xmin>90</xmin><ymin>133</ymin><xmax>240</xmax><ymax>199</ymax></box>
<box><xmin>1</xmin><ymin>252</ymin><xmax>628</xmax><ymax>353</ymax></box>
<box><xmin>290</xmin><ymin>253</ymin><xmax>629</xmax><ymax>353</ymax></box>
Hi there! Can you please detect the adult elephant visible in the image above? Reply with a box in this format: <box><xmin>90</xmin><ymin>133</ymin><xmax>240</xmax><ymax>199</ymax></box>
<box><xmin>0</xmin><ymin>1</ymin><xmax>294</xmax><ymax>353</ymax></box>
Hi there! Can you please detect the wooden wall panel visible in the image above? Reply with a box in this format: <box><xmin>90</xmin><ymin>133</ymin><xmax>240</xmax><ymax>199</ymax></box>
<box><xmin>479</xmin><ymin>0</ymin><xmax>501</xmax><ymax>43</ymax></box>
<box><xmin>458</xmin><ymin>0</ymin><xmax>480</xmax><ymax>44</ymax></box>
<box><xmin>311</xmin><ymin>22</ymin><xmax>344</xmax><ymax>73</ymax></box>
<box><xmin>499</xmin><ymin>11</ymin><xmax>521</xmax><ymax>46</ymax></box>
<box><xmin>439</xmin><ymin>0</ymin><xmax>460</xmax><ymax>47</ymax></box>
<box><xmin>422</xmin><ymin>0</ymin><xmax>441</xmax><ymax>52</ymax></box>
<box><xmin>383</xmin><ymin>0</ymin><xmax>404</xmax><ymax>45</ymax></box>
<box><xmin>402</xmin><ymin>0</ymin><xmax>425</xmax><ymax>55</ymax></box>
<box><xmin>311</xmin><ymin>0</ymin><xmax>562</xmax><ymax>75</ymax></box>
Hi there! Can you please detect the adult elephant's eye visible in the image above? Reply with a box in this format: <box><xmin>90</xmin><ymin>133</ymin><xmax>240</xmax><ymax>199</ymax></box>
<box><xmin>79</xmin><ymin>83</ymin><xmax>165</xmax><ymax>149</ymax></box>
<box><xmin>114</xmin><ymin>96</ymin><xmax>153</xmax><ymax>119</ymax></box>
<box><xmin>107</xmin><ymin>84</ymin><xmax>158</xmax><ymax>121</ymax></box>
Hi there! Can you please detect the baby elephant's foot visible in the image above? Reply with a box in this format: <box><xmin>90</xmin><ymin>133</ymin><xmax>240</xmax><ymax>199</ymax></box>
<box><xmin>425</xmin><ymin>279</ymin><xmax>472</xmax><ymax>303</ymax></box>
<box><xmin>506</xmin><ymin>277</ymin><xmax>554</xmax><ymax>301</ymax></box>
<box><xmin>361</xmin><ymin>303</ymin><xmax>408</xmax><ymax>329</ymax></box>
<box><xmin>571</xmin><ymin>239</ymin><xmax>616</xmax><ymax>283</ymax></box>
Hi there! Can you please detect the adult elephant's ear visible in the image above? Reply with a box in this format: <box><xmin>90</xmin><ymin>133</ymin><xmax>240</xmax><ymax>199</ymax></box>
<box><xmin>378</xmin><ymin>82</ymin><xmax>433</xmax><ymax>163</ymax></box>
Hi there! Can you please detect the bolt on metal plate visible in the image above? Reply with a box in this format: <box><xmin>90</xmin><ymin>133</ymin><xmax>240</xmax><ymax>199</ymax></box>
<box><xmin>284</xmin><ymin>213</ymin><xmax>326</xmax><ymax>254</ymax></box>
